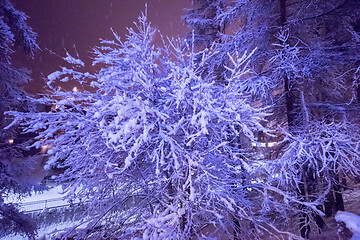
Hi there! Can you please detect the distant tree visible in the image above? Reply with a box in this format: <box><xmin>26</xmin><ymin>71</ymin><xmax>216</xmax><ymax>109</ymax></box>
<box><xmin>183</xmin><ymin>0</ymin><xmax>226</xmax><ymax>47</ymax></box>
<box><xmin>8</xmin><ymin>10</ymin><xmax>315</xmax><ymax>239</ymax></box>
<box><xmin>0</xmin><ymin>0</ymin><xmax>38</xmax><ymax>239</ymax></box>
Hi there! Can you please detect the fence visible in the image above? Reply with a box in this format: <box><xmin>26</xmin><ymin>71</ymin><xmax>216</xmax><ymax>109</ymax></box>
<box><xmin>20</xmin><ymin>197</ymin><xmax>76</xmax><ymax>213</ymax></box>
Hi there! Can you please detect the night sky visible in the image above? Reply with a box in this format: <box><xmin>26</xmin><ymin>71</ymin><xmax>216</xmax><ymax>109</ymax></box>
<box><xmin>11</xmin><ymin>0</ymin><xmax>190</xmax><ymax>94</ymax></box>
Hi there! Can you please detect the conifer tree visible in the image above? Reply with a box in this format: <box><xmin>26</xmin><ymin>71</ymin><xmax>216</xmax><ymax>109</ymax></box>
<box><xmin>0</xmin><ymin>0</ymin><xmax>38</xmax><ymax>238</ymax></box>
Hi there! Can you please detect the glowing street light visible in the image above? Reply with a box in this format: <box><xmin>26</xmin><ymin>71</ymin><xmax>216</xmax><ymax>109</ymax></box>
<box><xmin>8</xmin><ymin>139</ymin><xmax>14</xmax><ymax>144</ymax></box>
<box><xmin>41</xmin><ymin>144</ymin><xmax>51</xmax><ymax>153</ymax></box>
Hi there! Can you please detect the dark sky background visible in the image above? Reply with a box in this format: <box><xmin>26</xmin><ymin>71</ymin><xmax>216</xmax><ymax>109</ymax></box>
<box><xmin>11</xmin><ymin>0</ymin><xmax>190</xmax><ymax>94</ymax></box>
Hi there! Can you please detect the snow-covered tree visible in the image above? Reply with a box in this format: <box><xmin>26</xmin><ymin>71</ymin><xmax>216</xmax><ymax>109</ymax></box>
<box><xmin>0</xmin><ymin>0</ymin><xmax>39</xmax><ymax>150</ymax></box>
<box><xmin>269</xmin><ymin>2</ymin><xmax>360</xmax><ymax>237</ymax></box>
<box><xmin>0</xmin><ymin>0</ymin><xmax>39</xmax><ymax>239</ymax></box>
<box><xmin>0</xmin><ymin>0</ymin><xmax>38</xmax><ymax>119</ymax></box>
<box><xmin>183</xmin><ymin>0</ymin><xmax>226</xmax><ymax>47</ymax></box>
<box><xmin>7</xmin><ymin>9</ymin><xmax>314</xmax><ymax>239</ymax></box>
<box><xmin>184</xmin><ymin>0</ymin><xmax>360</xmax><ymax>238</ymax></box>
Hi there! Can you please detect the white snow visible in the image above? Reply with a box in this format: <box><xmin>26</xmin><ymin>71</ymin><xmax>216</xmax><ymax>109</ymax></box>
<box><xmin>335</xmin><ymin>211</ymin><xmax>360</xmax><ymax>240</ymax></box>
<box><xmin>4</xmin><ymin>185</ymin><xmax>70</xmax><ymax>212</ymax></box>
<box><xmin>63</xmin><ymin>51</ymin><xmax>84</xmax><ymax>67</ymax></box>
<box><xmin>1</xmin><ymin>186</ymin><xmax>85</xmax><ymax>240</ymax></box>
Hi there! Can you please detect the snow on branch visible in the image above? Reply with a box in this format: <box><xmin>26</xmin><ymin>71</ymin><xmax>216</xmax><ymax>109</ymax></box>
<box><xmin>7</xmin><ymin>9</ymin><xmax>312</xmax><ymax>240</ymax></box>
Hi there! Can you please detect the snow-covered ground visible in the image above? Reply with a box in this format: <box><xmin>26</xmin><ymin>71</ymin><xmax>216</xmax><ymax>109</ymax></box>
<box><xmin>1</xmin><ymin>185</ymin><xmax>88</xmax><ymax>240</ymax></box>
<box><xmin>335</xmin><ymin>211</ymin><xmax>360</xmax><ymax>240</ymax></box>
<box><xmin>4</xmin><ymin>185</ymin><xmax>70</xmax><ymax>212</ymax></box>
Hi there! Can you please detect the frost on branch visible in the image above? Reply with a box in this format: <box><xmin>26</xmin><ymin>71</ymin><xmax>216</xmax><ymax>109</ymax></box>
<box><xmin>8</xmin><ymin>11</ymin><xmax>303</xmax><ymax>240</ymax></box>
<box><xmin>269</xmin><ymin>119</ymin><xmax>360</xmax><ymax>224</ymax></box>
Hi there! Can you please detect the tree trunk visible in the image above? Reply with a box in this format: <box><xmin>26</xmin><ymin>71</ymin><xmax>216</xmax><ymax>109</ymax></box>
<box><xmin>299</xmin><ymin>170</ymin><xmax>311</xmax><ymax>239</ymax></box>
<box><xmin>325</xmin><ymin>171</ymin><xmax>345</xmax><ymax>217</ymax></box>
<box><xmin>279</xmin><ymin>1</ymin><xmax>312</xmax><ymax>237</ymax></box>
<box><xmin>324</xmin><ymin>190</ymin><xmax>335</xmax><ymax>217</ymax></box>
<box><xmin>300</xmin><ymin>212</ymin><xmax>311</xmax><ymax>239</ymax></box>
<box><xmin>333</xmin><ymin>175</ymin><xmax>345</xmax><ymax>212</ymax></box>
